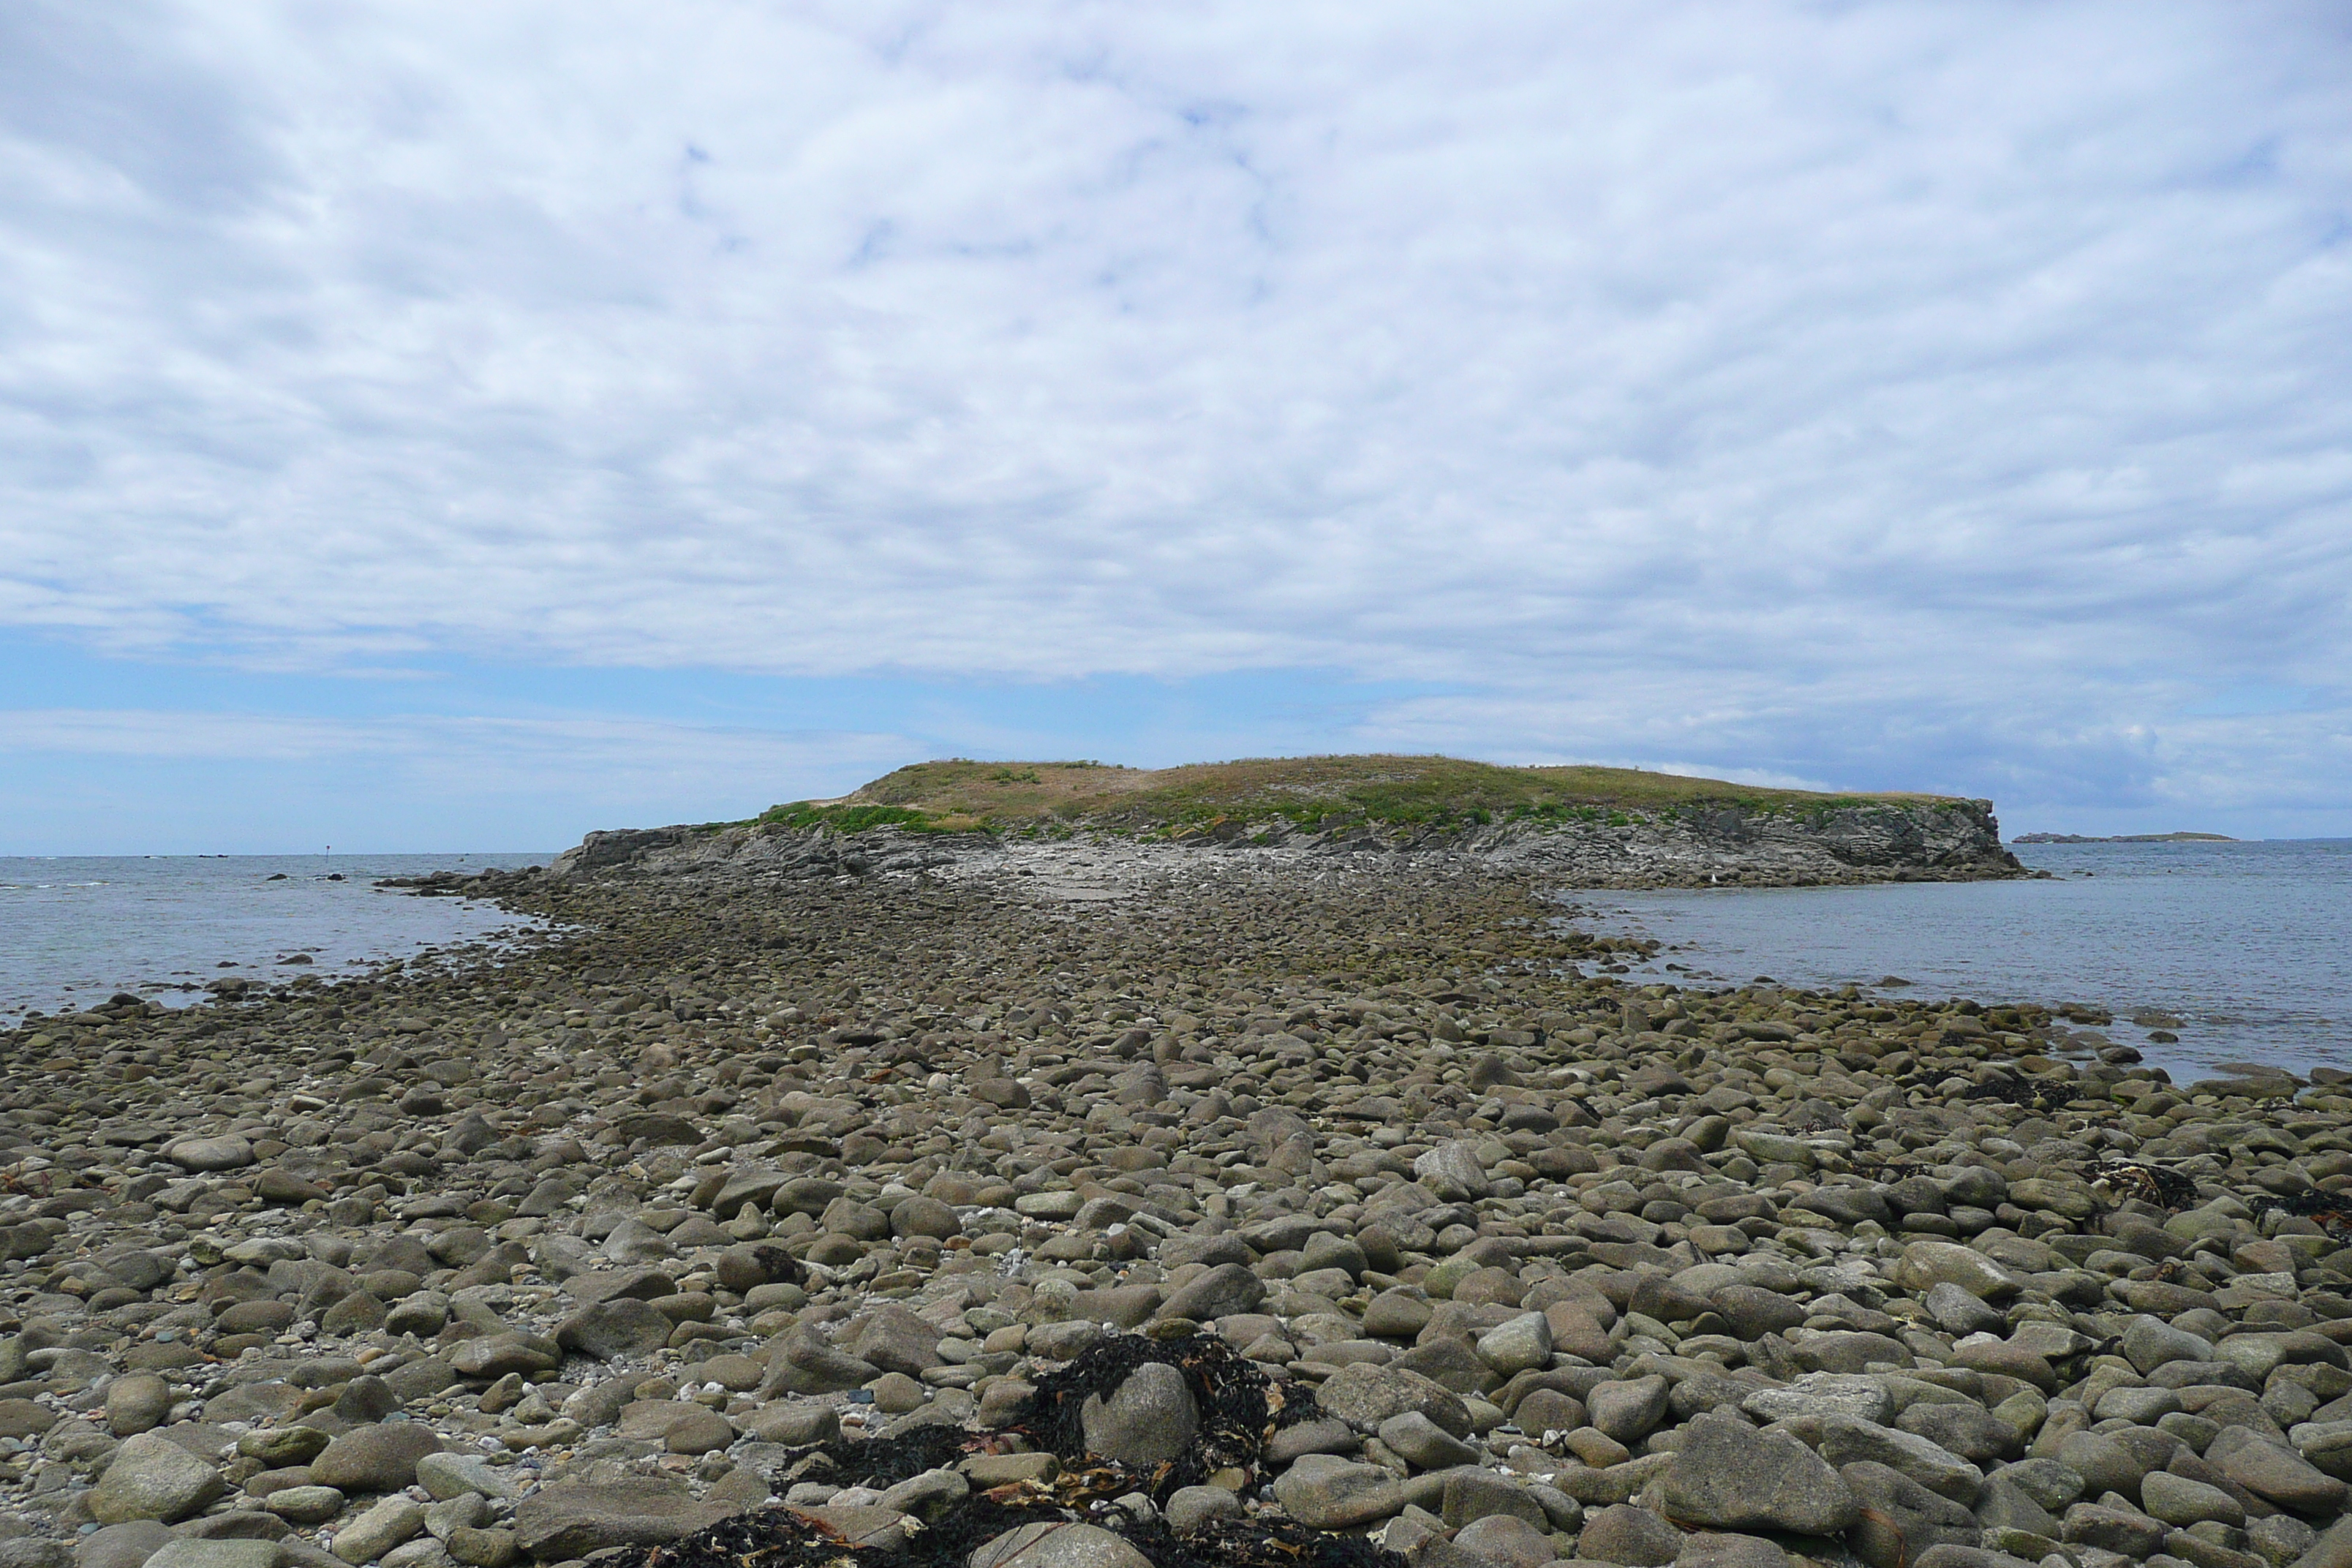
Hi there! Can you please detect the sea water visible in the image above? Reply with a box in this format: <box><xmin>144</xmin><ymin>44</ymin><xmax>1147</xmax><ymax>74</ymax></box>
<box><xmin>1578</xmin><ymin>839</ymin><xmax>2352</xmax><ymax>1079</ymax></box>
<box><xmin>10</xmin><ymin>841</ymin><xmax>2348</xmax><ymax>1079</ymax></box>
<box><xmin>0</xmin><ymin>853</ymin><xmax>555</xmax><ymax>1024</ymax></box>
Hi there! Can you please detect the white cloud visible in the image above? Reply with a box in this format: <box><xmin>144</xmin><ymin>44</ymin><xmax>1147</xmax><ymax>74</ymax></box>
<box><xmin>0</xmin><ymin>1</ymin><xmax>2348</xmax><ymax>825</ymax></box>
<box><xmin>0</xmin><ymin>707</ymin><xmax>913</xmax><ymax>805</ymax></box>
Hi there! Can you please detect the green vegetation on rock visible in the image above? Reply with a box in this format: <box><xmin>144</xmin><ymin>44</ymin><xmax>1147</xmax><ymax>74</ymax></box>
<box><xmin>751</xmin><ymin>754</ymin><xmax>1962</xmax><ymax>840</ymax></box>
<box><xmin>753</xmin><ymin>802</ymin><xmax>951</xmax><ymax>834</ymax></box>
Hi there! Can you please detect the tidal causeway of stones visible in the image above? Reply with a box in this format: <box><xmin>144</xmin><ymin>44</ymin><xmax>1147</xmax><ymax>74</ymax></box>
<box><xmin>1</xmin><ymin>841</ymin><xmax>2349</xmax><ymax>1568</ymax></box>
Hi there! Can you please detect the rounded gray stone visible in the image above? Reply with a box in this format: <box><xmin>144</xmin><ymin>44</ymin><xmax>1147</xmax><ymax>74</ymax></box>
<box><xmin>1152</xmin><ymin>1264</ymin><xmax>1264</xmax><ymax>1324</ymax></box>
<box><xmin>967</xmin><ymin>1520</ymin><xmax>1153</xmax><ymax>1568</ymax></box>
<box><xmin>88</xmin><ymin>1432</ymin><xmax>225</xmax><ymax>1525</ymax></box>
<box><xmin>1921</xmin><ymin>1282</ymin><xmax>2005</xmax><ymax>1337</ymax></box>
<box><xmin>1578</xmin><ymin>1503</ymin><xmax>1684</xmax><ymax>1567</ymax></box>
<box><xmin>265</xmin><ymin>1485</ymin><xmax>349</xmax><ymax>1525</ymax></box>
<box><xmin>1743</xmin><ymin>1373</ymin><xmax>1893</xmax><ymax>1427</ymax></box>
<box><xmin>1591</xmin><ymin>1376</ymin><xmax>1673</xmax><ymax>1445</ymax></box>
<box><xmin>330</xmin><ymin>1495</ymin><xmax>425</xmax><ymax>1565</ymax></box>
<box><xmin>414</xmin><ymin>1453</ymin><xmax>523</xmax><ymax>1504</ymax></box>
<box><xmin>1896</xmin><ymin>1402</ymin><xmax>2023</xmax><ymax>1466</ymax></box>
<box><xmin>1675</xmin><ymin>1534</ymin><xmax>1793</xmax><ymax>1568</ymax></box>
<box><xmin>165</xmin><ymin>1136</ymin><xmax>255</xmax><ymax>1173</ymax></box>
<box><xmin>1269</xmin><ymin>1454</ymin><xmax>1406</xmax><ymax>1530</ymax></box>
<box><xmin>2141</xmin><ymin>1469</ymin><xmax>2244</xmax><ymax>1528</ymax></box>
<box><xmin>889</xmin><ymin>1196</ymin><xmax>961</xmax><ymax>1240</ymax></box>
<box><xmin>554</xmin><ymin>1298</ymin><xmax>674</xmax><ymax>1360</ymax></box>
<box><xmin>1311</xmin><ymin>1362</ymin><xmax>1474</xmax><ymax>1439</ymax></box>
<box><xmin>512</xmin><ymin>1478</ymin><xmax>735</xmax><ymax>1560</ymax></box>
<box><xmin>104</xmin><ymin>1373</ymin><xmax>173</xmax><ymax>1439</ymax></box>
<box><xmin>1817</xmin><ymin>1414</ymin><xmax>1984</xmax><ymax>1507</ymax></box>
<box><xmin>74</xmin><ymin>1523</ymin><xmax>174</xmax><ymax>1568</ymax></box>
<box><xmin>1079</xmin><ymin>1362</ymin><xmax>1197</xmax><ymax>1468</ymax></box>
<box><xmin>1375</xmin><ymin>1411</ymin><xmax>1477</xmax><ymax>1470</ymax></box>
<box><xmin>1163</xmin><ymin>1486</ymin><xmax>1243</xmax><ymax>1534</ymax></box>
<box><xmin>1658</xmin><ymin>1413</ymin><xmax>1860</xmax><ymax>1536</ymax></box>
<box><xmin>309</xmin><ymin>1424</ymin><xmax>445</xmax><ymax>1495</ymax></box>
<box><xmin>1474</xmin><ymin>1312</ymin><xmax>1552</xmax><ymax>1376</ymax></box>
<box><xmin>2120</xmin><ymin>1315</ymin><xmax>2215</xmax><ymax>1375</ymax></box>
<box><xmin>2054</xmin><ymin>1431</ymin><xmax>2146</xmax><ymax>1501</ymax></box>
<box><xmin>142</xmin><ymin>1545</ymin><xmax>280</xmax><ymax>1568</ymax></box>
<box><xmin>1451</xmin><ymin>1512</ymin><xmax>1557</xmax><ymax>1568</ymax></box>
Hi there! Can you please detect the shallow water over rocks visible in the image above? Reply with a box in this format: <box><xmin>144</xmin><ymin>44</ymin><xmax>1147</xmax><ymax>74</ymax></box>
<box><xmin>0</xmin><ymin>855</ymin><xmax>553</xmax><ymax>1025</ymax></box>
<box><xmin>1578</xmin><ymin>839</ymin><xmax>2352</xmax><ymax>1079</ymax></box>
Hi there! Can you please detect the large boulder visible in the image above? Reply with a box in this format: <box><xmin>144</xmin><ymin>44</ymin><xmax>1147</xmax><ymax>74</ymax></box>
<box><xmin>1709</xmin><ymin>1285</ymin><xmax>1808</xmax><ymax>1341</ymax></box>
<box><xmin>761</xmin><ymin>1324</ymin><xmax>881</xmax><ymax>1395</ymax></box>
<box><xmin>1842</xmin><ymin>1460</ymin><xmax>1982</xmax><ymax>1568</ymax></box>
<box><xmin>1590</xmin><ymin>1376</ymin><xmax>1673</xmax><ymax>1445</ymax></box>
<box><xmin>1656</xmin><ymin>1413</ymin><xmax>1859</xmax><ymax>1536</ymax></box>
<box><xmin>1817</xmin><ymin>1415</ymin><xmax>1984</xmax><ymax>1507</ymax></box>
<box><xmin>2119</xmin><ymin>1314</ymin><xmax>2215</xmax><ymax>1374</ymax></box>
<box><xmin>1154</xmin><ymin>1264</ymin><xmax>1265</xmax><ymax>1323</ymax></box>
<box><xmin>1313</xmin><ymin>1362</ymin><xmax>1474</xmax><ymax>1439</ymax></box>
<box><xmin>555</xmin><ymin>1297</ymin><xmax>675</xmax><ymax>1360</ymax></box>
<box><xmin>104</xmin><ymin>1373</ymin><xmax>173</xmax><ymax>1438</ymax></box>
<box><xmin>73</xmin><ymin>1524</ymin><xmax>173</xmax><ymax>1568</ymax></box>
<box><xmin>1270</xmin><ymin>1455</ymin><xmax>1406</xmax><ymax>1529</ymax></box>
<box><xmin>416</xmin><ymin>1452</ymin><xmax>527</xmax><ymax>1503</ymax></box>
<box><xmin>843</xmin><ymin>1305</ymin><xmax>944</xmax><ymax>1378</ymax></box>
<box><xmin>1743</xmin><ymin>1373</ymin><xmax>1892</xmax><ymax>1427</ymax></box>
<box><xmin>88</xmin><ymin>1433</ymin><xmax>225</xmax><ymax>1524</ymax></box>
<box><xmin>1896</xmin><ymin>1403</ymin><xmax>2023</xmax><ymax>1466</ymax></box>
<box><xmin>143</xmin><ymin>1545</ymin><xmax>277</xmax><ymax>1568</ymax></box>
<box><xmin>1079</xmin><ymin>1362</ymin><xmax>1199</xmax><ymax>1467</ymax></box>
<box><xmin>968</xmin><ymin>1521</ymin><xmax>1153</xmax><ymax>1568</ymax></box>
<box><xmin>1676</xmin><ymin>1537</ymin><xmax>1795</xmax><ymax>1568</ymax></box>
<box><xmin>165</xmin><ymin>1136</ymin><xmax>255</xmax><ymax>1173</ymax></box>
<box><xmin>1892</xmin><ymin>1241</ymin><xmax>2022</xmax><ymax>1300</ymax></box>
<box><xmin>1413</xmin><ymin>1141</ymin><xmax>1494</xmax><ymax>1202</ymax></box>
<box><xmin>309</xmin><ymin>1422</ymin><xmax>445</xmax><ymax>1494</ymax></box>
<box><xmin>1578</xmin><ymin>1504</ymin><xmax>1683</xmax><ymax>1567</ymax></box>
<box><xmin>513</xmin><ymin>1478</ymin><xmax>739</xmax><ymax>1559</ymax></box>
<box><xmin>2210</xmin><ymin>1428</ymin><xmax>2349</xmax><ymax>1515</ymax></box>
<box><xmin>330</xmin><ymin>1496</ymin><xmax>424</xmax><ymax>1564</ymax></box>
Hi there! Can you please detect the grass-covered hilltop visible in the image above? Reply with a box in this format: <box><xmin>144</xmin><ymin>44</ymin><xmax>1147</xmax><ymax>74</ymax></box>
<box><xmin>755</xmin><ymin>754</ymin><xmax>1961</xmax><ymax>840</ymax></box>
<box><xmin>553</xmin><ymin>754</ymin><xmax>2026</xmax><ymax>889</ymax></box>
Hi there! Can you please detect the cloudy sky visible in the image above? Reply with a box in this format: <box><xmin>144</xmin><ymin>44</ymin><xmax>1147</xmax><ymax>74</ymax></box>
<box><xmin>3</xmin><ymin>1</ymin><xmax>2348</xmax><ymax>851</ymax></box>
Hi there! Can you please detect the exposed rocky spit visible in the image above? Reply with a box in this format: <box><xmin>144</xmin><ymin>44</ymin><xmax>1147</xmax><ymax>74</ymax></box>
<box><xmin>551</xmin><ymin>790</ymin><xmax>2028</xmax><ymax>892</ymax></box>
<box><xmin>1</xmin><ymin>847</ymin><xmax>2349</xmax><ymax>1568</ymax></box>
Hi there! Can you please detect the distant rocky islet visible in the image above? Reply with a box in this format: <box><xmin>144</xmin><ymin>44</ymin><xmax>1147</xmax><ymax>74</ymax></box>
<box><xmin>2013</xmin><ymin>834</ymin><xmax>2238</xmax><ymax>846</ymax></box>
<box><xmin>0</xmin><ymin>794</ymin><xmax>2345</xmax><ymax>1568</ymax></box>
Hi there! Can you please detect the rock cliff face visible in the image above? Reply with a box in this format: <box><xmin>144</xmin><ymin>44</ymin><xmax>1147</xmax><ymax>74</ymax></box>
<box><xmin>550</xmin><ymin>796</ymin><xmax>2024</xmax><ymax>889</ymax></box>
<box><xmin>1461</xmin><ymin>797</ymin><xmax>2023</xmax><ymax>885</ymax></box>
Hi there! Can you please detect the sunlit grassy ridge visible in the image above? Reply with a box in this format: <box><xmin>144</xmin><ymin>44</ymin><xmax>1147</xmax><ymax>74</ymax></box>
<box><xmin>749</xmin><ymin>755</ymin><xmax>1963</xmax><ymax>837</ymax></box>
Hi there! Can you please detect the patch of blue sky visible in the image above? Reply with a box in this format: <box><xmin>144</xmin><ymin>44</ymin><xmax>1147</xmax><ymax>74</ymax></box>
<box><xmin>2177</xmin><ymin>686</ymin><xmax>2323</xmax><ymax>718</ymax></box>
<box><xmin>0</xmin><ymin>628</ymin><xmax>1451</xmax><ymax>753</ymax></box>
<box><xmin>0</xmin><ymin>628</ymin><xmax>1475</xmax><ymax>849</ymax></box>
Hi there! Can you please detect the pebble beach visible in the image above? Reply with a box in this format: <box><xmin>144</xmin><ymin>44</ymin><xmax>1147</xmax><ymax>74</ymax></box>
<box><xmin>2</xmin><ymin>847</ymin><xmax>2350</xmax><ymax>1568</ymax></box>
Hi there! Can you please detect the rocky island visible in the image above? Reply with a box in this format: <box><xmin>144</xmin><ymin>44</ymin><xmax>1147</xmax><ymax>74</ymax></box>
<box><xmin>5</xmin><ymin>760</ymin><xmax>2349</xmax><ymax>1568</ymax></box>
<box><xmin>555</xmin><ymin>755</ymin><xmax>2029</xmax><ymax>891</ymax></box>
<box><xmin>2013</xmin><ymin>834</ymin><xmax>2238</xmax><ymax>846</ymax></box>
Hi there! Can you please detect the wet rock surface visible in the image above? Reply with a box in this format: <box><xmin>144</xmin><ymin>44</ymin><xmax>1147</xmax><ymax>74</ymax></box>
<box><xmin>0</xmin><ymin>851</ymin><xmax>2343</xmax><ymax>1568</ymax></box>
